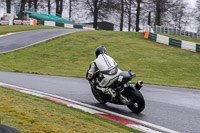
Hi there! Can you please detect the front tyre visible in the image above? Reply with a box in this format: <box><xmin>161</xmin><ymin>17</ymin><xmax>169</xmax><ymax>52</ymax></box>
<box><xmin>91</xmin><ymin>87</ymin><xmax>107</xmax><ymax>104</ymax></box>
<box><xmin>123</xmin><ymin>87</ymin><xmax>145</xmax><ymax>113</ymax></box>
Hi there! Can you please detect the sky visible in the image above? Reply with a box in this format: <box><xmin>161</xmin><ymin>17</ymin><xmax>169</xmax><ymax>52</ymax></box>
<box><xmin>186</xmin><ymin>0</ymin><xmax>196</xmax><ymax>8</ymax></box>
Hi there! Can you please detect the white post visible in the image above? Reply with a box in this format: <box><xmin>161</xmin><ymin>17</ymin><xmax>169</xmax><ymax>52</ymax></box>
<box><xmin>175</xmin><ymin>28</ymin><xmax>177</xmax><ymax>35</ymax></box>
<box><xmin>168</xmin><ymin>27</ymin><xmax>169</xmax><ymax>34</ymax></box>
<box><xmin>149</xmin><ymin>25</ymin><xmax>151</xmax><ymax>32</ymax></box>
<box><xmin>159</xmin><ymin>26</ymin><xmax>161</xmax><ymax>33</ymax></box>
<box><xmin>156</xmin><ymin>25</ymin><xmax>157</xmax><ymax>33</ymax></box>
<box><xmin>9</xmin><ymin>20</ymin><xmax>13</xmax><ymax>25</ymax></box>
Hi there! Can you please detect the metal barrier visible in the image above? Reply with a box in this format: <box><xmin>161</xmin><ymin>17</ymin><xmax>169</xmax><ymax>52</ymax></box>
<box><xmin>148</xmin><ymin>25</ymin><xmax>199</xmax><ymax>39</ymax></box>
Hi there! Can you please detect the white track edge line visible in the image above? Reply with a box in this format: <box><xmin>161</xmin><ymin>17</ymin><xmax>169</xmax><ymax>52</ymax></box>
<box><xmin>0</xmin><ymin>33</ymin><xmax>16</xmax><ymax>38</ymax></box>
<box><xmin>0</xmin><ymin>82</ymin><xmax>158</xmax><ymax>133</ymax></box>
<box><xmin>0</xmin><ymin>81</ymin><xmax>179</xmax><ymax>133</ymax></box>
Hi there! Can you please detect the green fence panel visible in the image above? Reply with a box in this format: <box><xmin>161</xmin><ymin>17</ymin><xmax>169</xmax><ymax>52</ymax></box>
<box><xmin>56</xmin><ymin>22</ymin><xmax>64</xmax><ymax>27</ymax></box>
<box><xmin>196</xmin><ymin>44</ymin><xmax>200</xmax><ymax>52</ymax></box>
<box><xmin>148</xmin><ymin>33</ymin><xmax>157</xmax><ymax>41</ymax></box>
<box><xmin>169</xmin><ymin>38</ymin><xmax>182</xmax><ymax>48</ymax></box>
<box><xmin>73</xmin><ymin>24</ymin><xmax>83</xmax><ymax>29</ymax></box>
<box><xmin>37</xmin><ymin>20</ymin><xmax>44</xmax><ymax>25</ymax></box>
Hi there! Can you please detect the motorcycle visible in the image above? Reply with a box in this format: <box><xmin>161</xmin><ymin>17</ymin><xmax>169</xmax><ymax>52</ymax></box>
<box><xmin>87</xmin><ymin>70</ymin><xmax>145</xmax><ymax>113</ymax></box>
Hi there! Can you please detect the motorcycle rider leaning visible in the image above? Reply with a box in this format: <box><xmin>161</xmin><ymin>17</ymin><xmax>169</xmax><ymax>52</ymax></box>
<box><xmin>87</xmin><ymin>46</ymin><xmax>122</xmax><ymax>97</ymax></box>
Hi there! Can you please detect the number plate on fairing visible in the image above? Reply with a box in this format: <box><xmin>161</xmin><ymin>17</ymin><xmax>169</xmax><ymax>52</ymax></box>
<box><xmin>118</xmin><ymin>76</ymin><xmax>123</xmax><ymax>82</ymax></box>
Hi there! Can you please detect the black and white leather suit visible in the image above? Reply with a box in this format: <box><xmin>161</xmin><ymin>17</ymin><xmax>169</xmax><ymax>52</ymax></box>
<box><xmin>87</xmin><ymin>54</ymin><xmax>121</xmax><ymax>89</ymax></box>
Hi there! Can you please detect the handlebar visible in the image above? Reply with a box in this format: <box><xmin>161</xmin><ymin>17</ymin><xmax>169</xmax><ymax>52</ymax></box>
<box><xmin>128</xmin><ymin>70</ymin><xmax>136</xmax><ymax>78</ymax></box>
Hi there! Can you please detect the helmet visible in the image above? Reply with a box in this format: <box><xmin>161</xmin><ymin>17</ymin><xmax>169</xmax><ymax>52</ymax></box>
<box><xmin>95</xmin><ymin>46</ymin><xmax>107</xmax><ymax>58</ymax></box>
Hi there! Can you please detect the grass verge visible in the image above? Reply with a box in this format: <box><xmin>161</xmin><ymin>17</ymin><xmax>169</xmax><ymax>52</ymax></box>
<box><xmin>0</xmin><ymin>25</ymin><xmax>66</xmax><ymax>35</ymax></box>
<box><xmin>0</xmin><ymin>30</ymin><xmax>199</xmax><ymax>89</ymax></box>
<box><xmin>0</xmin><ymin>87</ymin><xmax>139</xmax><ymax>133</ymax></box>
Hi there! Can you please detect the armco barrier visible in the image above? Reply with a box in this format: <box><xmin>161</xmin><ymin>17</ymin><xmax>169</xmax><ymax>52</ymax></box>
<box><xmin>156</xmin><ymin>34</ymin><xmax>169</xmax><ymax>45</ymax></box>
<box><xmin>0</xmin><ymin>21</ymin><xmax>9</xmax><ymax>25</ymax></box>
<box><xmin>144</xmin><ymin>31</ymin><xmax>200</xmax><ymax>53</ymax></box>
<box><xmin>148</xmin><ymin>33</ymin><xmax>157</xmax><ymax>41</ymax></box>
<box><xmin>73</xmin><ymin>24</ymin><xmax>83</xmax><ymax>29</ymax></box>
<box><xmin>44</xmin><ymin>21</ymin><xmax>55</xmax><ymax>26</ymax></box>
<box><xmin>37</xmin><ymin>20</ymin><xmax>44</xmax><ymax>25</ymax></box>
<box><xmin>22</xmin><ymin>21</ymin><xmax>30</xmax><ymax>25</ymax></box>
<box><xmin>196</xmin><ymin>44</ymin><xmax>200</xmax><ymax>52</ymax></box>
<box><xmin>1</xmin><ymin>20</ymin><xmax>32</xmax><ymax>26</ymax></box>
<box><xmin>0</xmin><ymin>19</ymin><xmax>95</xmax><ymax>31</ymax></box>
<box><xmin>64</xmin><ymin>23</ymin><xmax>73</xmax><ymax>28</ymax></box>
<box><xmin>56</xmin><ymin>22</ymin><xmax>64</xmax><ymax>27</ymax></box>
<box><xmin>181</xmin><ymin>41</ymin><xmax>196</xmax><ymax>52</ymax></box>
<box><xmin>13</xmin><ymin>20</ymin><xmax>22</xmax><ymax>25</ymax></box>
<box><xmin>169</xmin><ymin>38</ymin><xmax>182</xmax><ymax>48</ymax></box>
<box><xmin>83</xmin><ymin>27</ymin><xmax>95</xmax><ymax>30</ymax></box>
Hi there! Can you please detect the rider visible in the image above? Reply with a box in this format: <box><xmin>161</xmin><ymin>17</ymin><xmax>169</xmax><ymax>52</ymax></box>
<box><xmin>87</xmin><ymin>46</ymin><xmax>122</xmax><ymax>94</ymax></box>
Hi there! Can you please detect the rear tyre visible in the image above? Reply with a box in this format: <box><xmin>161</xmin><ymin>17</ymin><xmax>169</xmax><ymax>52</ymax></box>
<box><xmin>91</xmin><ymin>87</ymin><xmax>107</xmax><ymax>104</ymax></box>
<box><xmin>123</xmin><ymin>87</ymin><xmax>145</xmax><ymax>113</ymax></box>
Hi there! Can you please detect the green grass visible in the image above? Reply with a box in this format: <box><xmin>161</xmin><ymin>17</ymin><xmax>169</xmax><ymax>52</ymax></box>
<box><xmin>0</xmin><ymin>87</ymin><xmax>139</xmax><ymax>133</ymax></box>
<box><xmin>0</xmin><ymin>25</ymin><xmax>66</xmax><ymax>35</ymax></box>
<box><xmin>0</xmin><ymin>30</ymin><xmax>199</xmax><ymax>89</ymax></box>
<box><xmin>160</xmin><ymin>33</ymin><xmax>200</xmax><ymax>44</ymax></box>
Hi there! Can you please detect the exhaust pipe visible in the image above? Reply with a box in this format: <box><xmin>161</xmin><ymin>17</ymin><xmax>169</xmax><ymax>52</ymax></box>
<box><xmin>135</xmin><ymin>80</ymin><xmax>143</xmax><ymax>90</ymax></box>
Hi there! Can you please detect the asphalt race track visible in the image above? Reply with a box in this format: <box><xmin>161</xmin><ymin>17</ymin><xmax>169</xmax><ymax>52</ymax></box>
<box><xmin>0</xmin><ymin>29</ymin><xmax>200</xmax><ymax>133</ymax></box>
<box><xmin>0</xmin><ymin>29</ymin><xmax>83</xmax><ymax>54</ymax></box>
<box><xmin>0</xmin><ymin>71</ymin><xmax>200</xmax><ymax>133</ymax></box>
<box><xmin>0</xmin><ymin>124</ymin><xmax>20</xmax><ymax>133</ymax></box>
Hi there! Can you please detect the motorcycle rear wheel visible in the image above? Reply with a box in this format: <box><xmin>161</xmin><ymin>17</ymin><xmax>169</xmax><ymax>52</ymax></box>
<box><xmin>91</xmin><ymin>87</ymin><xmax>107</xmax><ymax>104</ymax></box>
<box><xmin>123</xmin><ymin>87</ymin><xmax>145</xmax><ymax>113</ymax></box>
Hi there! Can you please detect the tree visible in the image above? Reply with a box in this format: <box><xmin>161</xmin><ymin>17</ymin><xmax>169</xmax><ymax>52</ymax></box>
<box><xmin>27</xmin><ymin>0</ymin><xmax>39</xmax><ymax>12</ymax></box>
<box><xmin>68</xmin><ymin>0</ymin><xmax>79</xmax><ymax>20</ymax></box>
<box><xmin>20</xmin><ymin>0</ymin><xmax>26</xmax><ymax>14</ymax></box>
<box><xmin>86</xmin><ymin>0</ymin><xmax>100</xmax><ymax>29</ymax></box>
<box><xmin>171</xmin><ymin>1</ymin><xmax>189</xmax><ymax>30</ymax></box>
<box><xmin>154</xmin><ymin>0</ymin><xmax>161</xmax><ymax>26</ymax></box>
<box><xmin>125</xmin><ymin>0</ymin><xmax>136</xmax><ymax>31</ymax></box>
<box><xmin>33</xmin><ymin>0</ymin><xmax>39</xmax><ymax>12</ymax></box>
<box><xmin>47</xmin><ymin>0</ymin><xmax>51</xmax><ymax>14</ymax></box>
<box><xmin>120</xmin><ymin>0</ymin><xmax>124</xmax><ymax>31</ymax></box>
<box><xmin>6</xmin><ymin>0</ymin><xmax>11</xmax><ymax>13</ymax></box>
<box><xmin>80</xmin><ymin>0</ymin><xmax>117</xmax><ymax>29</ymax></box>
<box><xmin>148</xmin><ymin>12</ymin><xmax>151</xmax><ymax>25</ymax></box>
<box><xmin>28</xmin><ymin>0</ymin><xmax>32</xmax><ymax>10</ymax></box>
<box><xmin>69</xmin><ymin>0</ymin><xmax>72</xmax><ymax>19</ymax></box>
<box><xmin>135</xmin><ymin>0</ymin><xmax>142</xmax><ymax>32</ymax></box>
<box><xmin>56</xmin><ymin>0</ymin><xmax>63</xmax><ymax>17</ymax></box>
<box><xmin>152</xmin><ymin>0</ymin><xmax>180</xmax><ymax>26</ymax></box>
<box><xmin>196</xmin><ymin>0</ymin><xmax>200</xmax><ymax>33</ymax></box>
<box><xmin>123</xmin><ymin>0</ymin><xmax>147</xmax><ymax>32</ymax></box>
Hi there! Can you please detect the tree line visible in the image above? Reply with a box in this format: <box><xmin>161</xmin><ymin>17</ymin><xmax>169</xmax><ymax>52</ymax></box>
<box><xmin>1</xmin><ymin>0</ymin><xmax>198</xmax><ymax>32</ymax></box>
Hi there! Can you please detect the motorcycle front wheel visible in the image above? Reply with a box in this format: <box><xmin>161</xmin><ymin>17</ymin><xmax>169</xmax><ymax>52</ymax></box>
<box><xmin>91</xmin><ymin>87</ymin><xmax>108</xmax><ymax>104</ymax></box>
<box><xmin>123</xmin><ymin>87</ymin><xmax>145</xmax><ymax>113</ymax></box>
